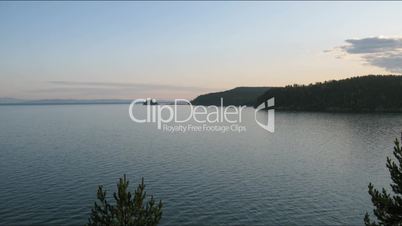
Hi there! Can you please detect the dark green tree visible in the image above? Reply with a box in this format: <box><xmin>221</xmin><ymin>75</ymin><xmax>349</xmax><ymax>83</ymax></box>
<box><xmin>365</xmin><ymin>139</ymin><xmax>402</xmax><ymax>226</ymax></box>
<box><xmin>255</xmin><ymin>75</ymin><xmax>402</xmax><ymax>112</ymax></box>
<box><xmin>87</xmin><ymin>175</ymin><xmax>162</xmax><ymax>226</ymax></box>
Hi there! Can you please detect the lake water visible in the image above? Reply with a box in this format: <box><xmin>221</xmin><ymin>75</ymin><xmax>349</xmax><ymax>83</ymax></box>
<box><xmin>0</xmin><ymin>104</ymin><xmax>401</xmax><ymax>225</ymax></box>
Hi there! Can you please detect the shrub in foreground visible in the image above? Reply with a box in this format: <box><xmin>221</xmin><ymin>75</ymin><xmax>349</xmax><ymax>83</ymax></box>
<box><xmin>365</xmin><ymin>139</ymin><xmax>402</xmax><ymax>225</ymax></box>
<box><xmin>87</xmin><ymin>175</ymin><xmax>162</xmax><ymax>226</ymax></box>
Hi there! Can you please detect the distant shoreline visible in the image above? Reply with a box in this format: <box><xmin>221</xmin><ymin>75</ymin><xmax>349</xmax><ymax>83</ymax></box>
<box><xmin>2</xmin><ymin>103</ymin><xmax>402</xmax><ymax>114</ymax></box>
<box><xmin>0</xmin><ymin>102</ymin><xmax>131</xmax><ymax>106</ymax></box>
<box><xmin>0</xmin><ymin>101</ymin><xmax>184</xmax><ymax>106</ymax></box>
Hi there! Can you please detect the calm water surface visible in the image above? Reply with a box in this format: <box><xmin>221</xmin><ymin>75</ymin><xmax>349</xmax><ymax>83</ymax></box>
<box><xmin>0</xmin><ymin>104</ymin><xmax>401</xmax><ymax>225</ymax></box>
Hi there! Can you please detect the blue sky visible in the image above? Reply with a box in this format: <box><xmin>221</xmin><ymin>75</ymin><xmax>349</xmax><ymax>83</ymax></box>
<box><xmin>1</xmin><ymin>2</ymin><xmax>402</xmax><ymax>99</ymax></box>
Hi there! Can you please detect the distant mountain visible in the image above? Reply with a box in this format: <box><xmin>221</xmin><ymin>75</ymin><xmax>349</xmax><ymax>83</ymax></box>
<box><xmin>192</xmin><ymin>87</ymin><xmax>270</xmax><ymax>106</ymax></box>
<box><xmin>256</xmin><ymin>75</ymin><xmax>402</xmax><ymax>112</ymax></box>
<box><xmin>0</xmin><ymin>97</ymin><xmax>25</xmax><ymax>104</ymax></box>
<box><xmin>0</xmin><ymin>98</ymin><xmax>189</xmax><ymax>105</ymax></box>
<box><xmin>0</xmin><ymin>99</ymin><xmax>133</xmax><ymax>105</ymax></box>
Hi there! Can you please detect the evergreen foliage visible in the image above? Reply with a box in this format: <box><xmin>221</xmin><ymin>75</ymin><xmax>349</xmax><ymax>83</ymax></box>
<box><xmin>256</xmin><ymin>75</ymin><xmax>402</xmax><ymax>112</ymax></box>
<box><xmin>192</xmin><ymin>87</ymin><xmax>270</xmax><ymax>106</ymax></box>
<box><xmin>365</xmin><ymin>139</ymin><xmax>402</xmax><ymax>225</ymax></box>
<box><xmin>87</xmin><ymin>175</ymin><xmax>162</xmax><ymax>226</ymax></box>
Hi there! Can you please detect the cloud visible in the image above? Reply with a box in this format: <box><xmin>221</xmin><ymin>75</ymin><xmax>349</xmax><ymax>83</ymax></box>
<box><xmin>332</xmin><ymin>36</ymin><xmax>402</xmax><ymax>73</ymax></box>
<box><xmin>341</xmin><ymin>37</ymin><xmax>402</xmax><ymax>54</ymax></box>
<box><xmin>48</xmin><ymin>81</ymin><xmax>209</xmax><ymax>92</ymax></box>
<box><xmin>31</xmin><ymin>81</ymin><xmax>213</xmax><ymax>99</ymax></box>
<box><xmin>364</xmin><ymin>52</ymin><xmax>402</xmax><ymax>73</ymax></box>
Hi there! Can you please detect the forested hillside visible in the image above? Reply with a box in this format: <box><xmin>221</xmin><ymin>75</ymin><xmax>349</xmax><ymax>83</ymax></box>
<box><xmin>256</xmin><ymin>75</ymin><xmax>402</xmax><ymax>112</ymax></box>
<box><xmin>192</xmin><ymin>87</ymin><xmax>269</xmax><ymax>106</ymax></box>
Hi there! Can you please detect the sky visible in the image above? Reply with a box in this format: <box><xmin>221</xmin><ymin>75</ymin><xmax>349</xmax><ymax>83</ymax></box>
<box><xmin>1</xmin><ymin>1</ymin><xmax>402</xmax><ymax>100</ymax></box>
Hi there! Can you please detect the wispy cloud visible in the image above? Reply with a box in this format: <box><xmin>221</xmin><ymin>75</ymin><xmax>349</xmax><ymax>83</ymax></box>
<box><xmin>48</xmin><ymin>81</ymin><xmax>209</xmax><ymax>92</ymax></box>
<box><xmin>341</xmin><ymin>37</ymin><xmax>402</xmax><ymax>54</ymax></box>
<box><xmin>30</xmin><ymin>81</ymin><xmax>212</xmax><ymax>99</ymax></box>
<box><xmin>330</xmin><ymin>36</ymin><xmax>402</xmax><ymax>73</ymax></box>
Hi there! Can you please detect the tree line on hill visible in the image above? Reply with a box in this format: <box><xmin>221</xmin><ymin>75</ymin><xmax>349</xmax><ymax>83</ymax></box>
<box><xmin>191</xmin><ymin>87</ymin><xmax>270</xmax><ymax>106</ymax></box>
<box><xmin>255</xmin><ymin>75</ymin><xmax>402</xmax><ymax>112</ymax></box>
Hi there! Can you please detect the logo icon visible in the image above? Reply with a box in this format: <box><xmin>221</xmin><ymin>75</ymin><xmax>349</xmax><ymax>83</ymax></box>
<box><xmin>254</xmin><ymin>98</ymin><xmax>275</xmax><ymax>133</ymax></box>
